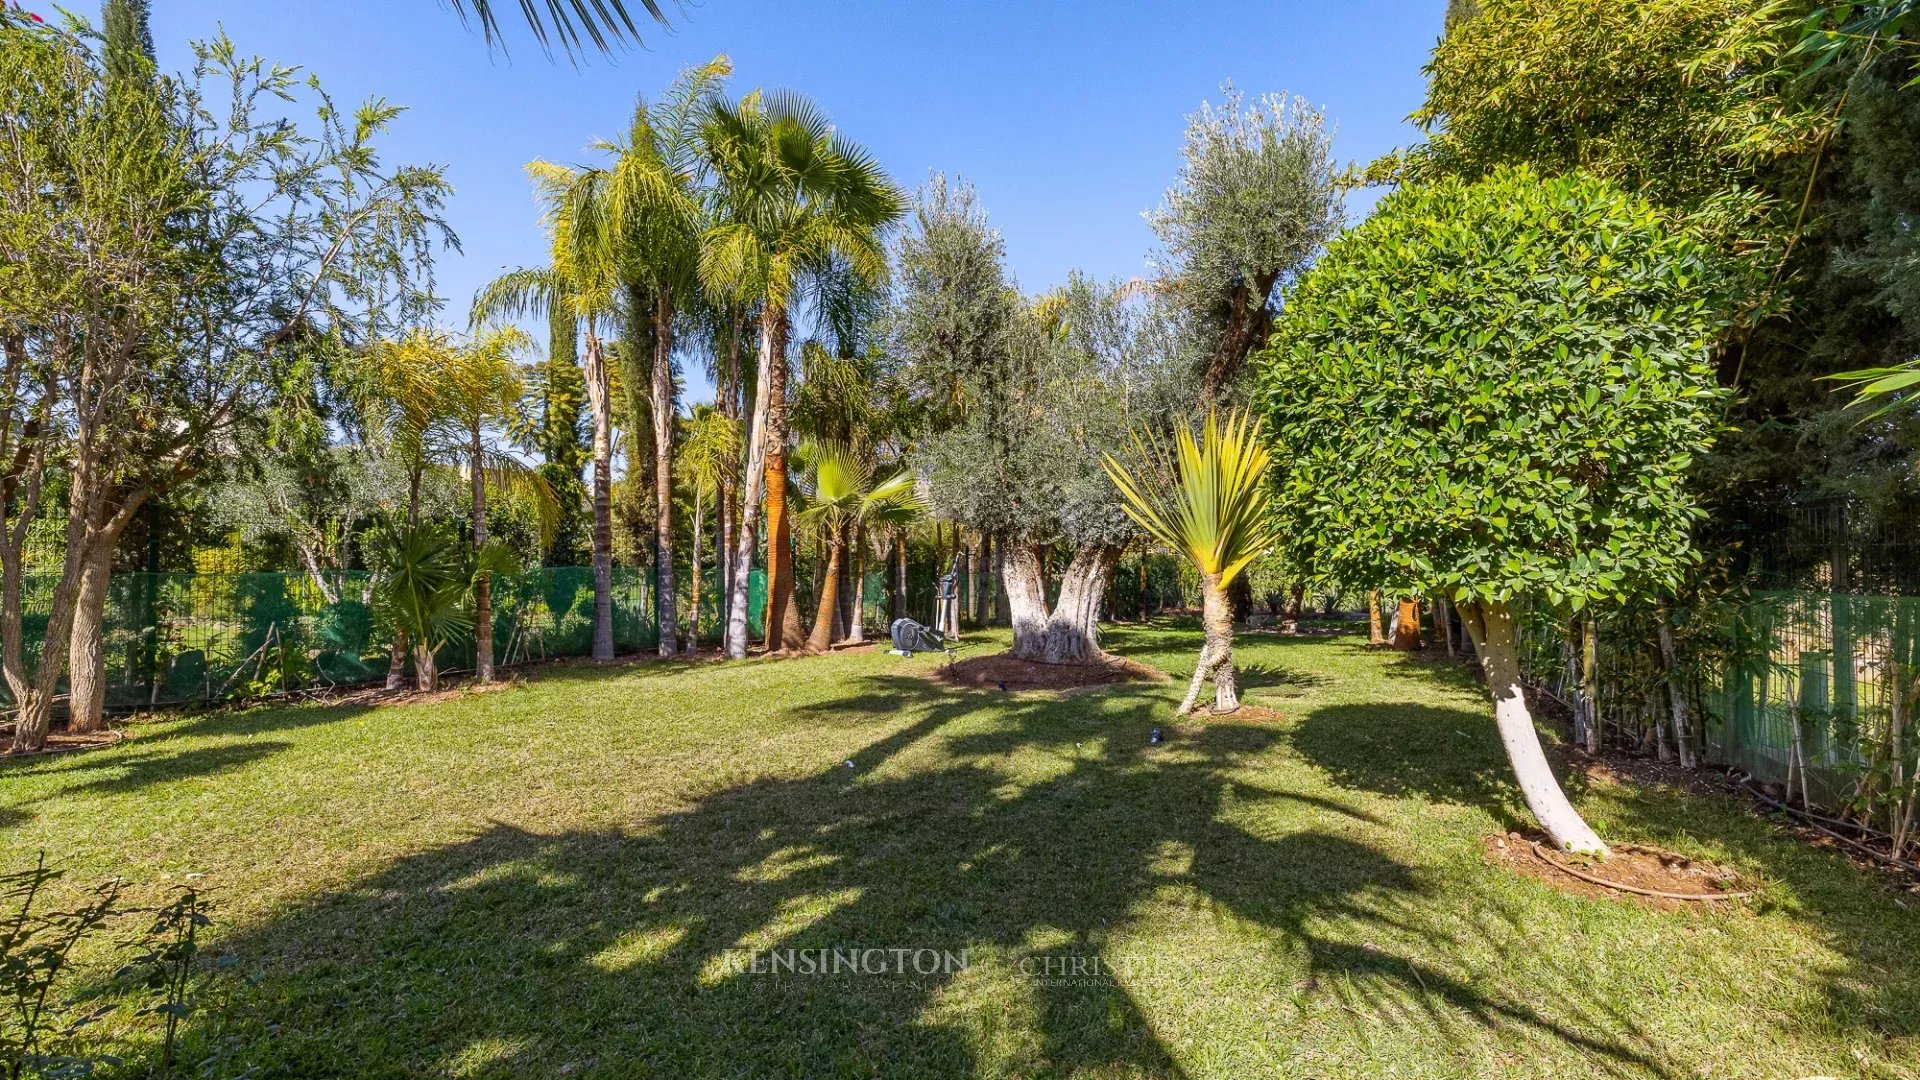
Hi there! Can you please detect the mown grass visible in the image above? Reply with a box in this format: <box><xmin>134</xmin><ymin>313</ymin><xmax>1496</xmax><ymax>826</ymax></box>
<box><xmin>3</xmin><ymin>622</ymin><xmax>1917</xmax><ymax>1078</ymax></box>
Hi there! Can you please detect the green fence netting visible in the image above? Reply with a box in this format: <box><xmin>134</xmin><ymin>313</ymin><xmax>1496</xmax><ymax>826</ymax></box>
<box><xmin>1695</xmin><ymin>591</ymin><xmax>1920</xmax><ymax>802</ymax></box>
<box><xmin>1516</xmin><ymin>590</ymin><xmax>1920</xmax><ymax>804</ymax></box>
<box><xmin>8</xmin><ymin>567</ymin><xmax>767</xmax><ymax>711</ymax></box>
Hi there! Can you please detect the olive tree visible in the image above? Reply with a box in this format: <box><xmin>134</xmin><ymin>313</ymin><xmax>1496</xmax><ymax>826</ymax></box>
<box><xmin>1256</xmin><ymin>166</ymin><xmax>1730</xmax><ymax>855</ymax></box>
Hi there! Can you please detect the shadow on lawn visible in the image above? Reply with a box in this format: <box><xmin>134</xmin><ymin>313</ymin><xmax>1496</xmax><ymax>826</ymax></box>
<box><xmin>172</xmin><ymin>673</ymin><xmax>1682</xmax><ymax>1078</ymax></box>
<box><xmin>1289</xmin><ymin>684</ymin><xmax>1920</xmax><ymax>1055</ymax></box>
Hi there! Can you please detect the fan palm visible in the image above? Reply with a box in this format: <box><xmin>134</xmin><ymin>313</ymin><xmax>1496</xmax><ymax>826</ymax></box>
<box><xmin>700</xmin><ymin>89</ymin><xmax>905</xmax><ymax>657</ymax></box>
<box><xmin>795</xmin><ymin>441</ymin><xmax>920</xmax><ymax>653</ymax></box>
<box><xmin>1103</xmin><ymin>409</ymin><xmax>1277</xmax><ymax>715</ymax></box>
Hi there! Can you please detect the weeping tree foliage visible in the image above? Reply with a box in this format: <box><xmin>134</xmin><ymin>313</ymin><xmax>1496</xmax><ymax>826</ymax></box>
<box><xmin>1257</xmin><ymin>166</ymin><xmax>1734</xmax><ymax>855</ymax></box>
<box><xmin>1104</xmin><ymin>410</ymin><xmax>1276</xmax><ymax>716</ymax></box>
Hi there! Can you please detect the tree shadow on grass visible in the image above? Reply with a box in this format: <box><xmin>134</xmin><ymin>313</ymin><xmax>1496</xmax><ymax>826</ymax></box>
<box><xmin>1289</xmin><ymin>701</ymin><xmax>1565</xmax><ymax>828</ymax></box>
<box><xmin>1291</xmin><ymin>690</ymin><xmax>1920</xmax><ymax>1061</ymax></box>
<box><xmin>160</xmin><ymin>677</ymin><xmax>1680</xmax><ymax>1078</ymax></box>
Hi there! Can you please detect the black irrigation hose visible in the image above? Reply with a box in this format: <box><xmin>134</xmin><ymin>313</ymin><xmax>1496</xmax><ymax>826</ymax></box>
<box><xmin>1528</xmin><ymin>842</ymin><xmax>1755</xmax><ymax>902</ymax></box>
<box><xmin>1741</xmin><ymin>781</ymin><xmax>1920</xmax><ymax>877</ymax></box>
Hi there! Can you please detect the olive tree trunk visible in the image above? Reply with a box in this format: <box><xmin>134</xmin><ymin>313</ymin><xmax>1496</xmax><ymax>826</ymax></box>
<box><xmin>1458</xmin><ymin>598</ymin><xmax>1610</xmax><ymax>856</ymax></box>
<box><xmin>1004</xmin><ymin>543</ymin><xmax>1119</xmax><ymax>664</ymax></box>
<box><xmin>1175</xmin><ymin>571</ymin><xmax>1242</xmax><ymax>715</ymax></box>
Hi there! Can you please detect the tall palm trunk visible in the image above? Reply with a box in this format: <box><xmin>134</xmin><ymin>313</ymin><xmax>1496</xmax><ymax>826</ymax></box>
<box><xmin>470</xmin><ymin>421</ymin><xmax>495</xmax><ymax>683</ymax></box>
<box><xmin>848</xmin><ymin>523</ymin><xmax>867</xmax><ymax>644</ymax></box>
<box><xmin>1458</xmin><ymin>599</ymin><xmax>1609</xmax><ymax>856</ymax></box>
<box><xmin>758</xmin><ymin>304</ymin><xmax>806</xmax><ymax>652</ymax></box>
<box><xmin>892</xmin><ymin>533</ymin><xmax>907</xmax><ymax>620</ymax></box>
<box><xmin>652</xmin><ymin>288</ymin><xmax>678</xmax><ymax>657</ymax></box>
<box><xmin>387</xmin><ymin>468</ymin><xmax>424</xmax><ymax>689</ymax></box>
<box><xmin>584</xmin><ymin>331</ymin><xmax>615</xmax><ymax>661</ymax></box>
<box><xmin>725</xmin><ymin>307</ymin><xmax>778</xmax><ymax>659</ymax></box>
<box><xmin>689</xmin><ymin>489</ymin><xmax>704</xmax><ymax>648</ymax></box>
<box><xmin>807</xmin><ymin>522</ymin><xmax>845</xmax><ymax>653</ymax></box>
<box><xmin>1176</xmin><ymin>570</ymin><xmax>1241</xmax><ymax>715</ymax></box>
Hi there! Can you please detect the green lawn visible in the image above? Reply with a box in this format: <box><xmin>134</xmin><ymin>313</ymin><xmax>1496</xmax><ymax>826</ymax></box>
<box><xmin>4</xmin><ymin>623</ymin><xmax>1917</xmax><ymax>1079</ymax></box>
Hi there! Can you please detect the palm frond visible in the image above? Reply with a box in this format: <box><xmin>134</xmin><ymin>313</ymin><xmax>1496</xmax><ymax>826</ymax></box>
<box><xmin>442</xmin><ymin>0</ymin><xmax>667</xmax><ymax>60</ymax></box>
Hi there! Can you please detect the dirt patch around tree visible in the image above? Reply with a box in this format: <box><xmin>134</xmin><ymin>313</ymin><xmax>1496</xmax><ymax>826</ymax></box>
<box><xmin>1484</xmin><ymin>831</ymin><xmax>1757</xmax><ymax>911</ymax></box>
<box><xmin>933</xmin><ymin>652</ymin><xmax>1168</xmax><ymax>694</ymax></box>
<box><xmin>0</xmin><ymin>727</ymin><xmax>125</xmax><ymax>760</ymax></box>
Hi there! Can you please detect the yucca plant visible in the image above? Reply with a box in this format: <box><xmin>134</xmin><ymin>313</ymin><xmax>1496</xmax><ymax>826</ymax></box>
<box><xmin>1103</xmin><ymin>410</ymin><xmax>1277</xmax><ymax>715</ymax></box>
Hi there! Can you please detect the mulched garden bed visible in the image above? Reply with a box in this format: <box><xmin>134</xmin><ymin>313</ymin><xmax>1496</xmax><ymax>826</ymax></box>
<box><xmin>1484</xmin><ymin>831</ymin><xmax>1756</xmax><ymax>911</ymax></box>
<box><xmin>934</xmin><ymin>652</ymin><xmax>1168</xmax><ymax>693</ymax></box>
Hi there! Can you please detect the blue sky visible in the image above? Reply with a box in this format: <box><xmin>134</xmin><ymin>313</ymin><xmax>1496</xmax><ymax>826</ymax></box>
<box><xmin>139</xmin><ymin>1</ymin><xmax>1445</xmax><ymax>393</ymax></box>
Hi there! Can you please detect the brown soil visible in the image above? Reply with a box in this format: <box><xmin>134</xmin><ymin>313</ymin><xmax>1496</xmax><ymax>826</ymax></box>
<box><xmin>0</xmin><ymin>728</ymin><xmax>124</xmax><ymax>759</ymax></box>
<box><xmin>934</xmin><ymin>652</ymin><xmax>1168</xmax><ymax>693</ymax></box>
<box><xmin>1484</xmin><ymin>831</ymin><xmax>1756</xmax><ymax>911</ymax></box>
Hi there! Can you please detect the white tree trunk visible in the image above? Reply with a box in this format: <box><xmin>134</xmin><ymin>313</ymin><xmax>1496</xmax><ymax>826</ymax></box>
<box><xmin>724</xmin><ymin>312</ymin><xmax>776</xmax><ymax>660</ymax></box>
<box><xmin>472</xmin><ymin>424</ymin><xmax>494</xmax><ymax>684</ymax></box>
<box><xmin>1459</xmin><ymin>599</ymin><xmax>1610</xmax><ymax>856</ymax></box>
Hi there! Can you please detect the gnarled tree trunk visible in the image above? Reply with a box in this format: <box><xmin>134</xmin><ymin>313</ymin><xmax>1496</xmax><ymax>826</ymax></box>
<box><xmin>1004</xmin><ymin>542</ymin><xmax>1119</xmax><ymax>664</ymax></box>
<box><xmin>1458</xmin><ymin>598</ymin><xmax>1609</xmax><ymax>856</ymax></box>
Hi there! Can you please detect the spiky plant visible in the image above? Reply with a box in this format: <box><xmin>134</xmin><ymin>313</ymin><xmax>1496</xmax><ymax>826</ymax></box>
<box><xmin>1103</xmin><ymin>409</ymin><xmax>1276</xmax><ymax>715</ymax></box>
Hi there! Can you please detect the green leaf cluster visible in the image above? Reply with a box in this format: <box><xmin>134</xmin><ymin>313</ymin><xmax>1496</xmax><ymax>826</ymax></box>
<box><xmin>1256</xmin><ymin>166</ymin><xmax>1733</xmax><ymax>609</ymax></box>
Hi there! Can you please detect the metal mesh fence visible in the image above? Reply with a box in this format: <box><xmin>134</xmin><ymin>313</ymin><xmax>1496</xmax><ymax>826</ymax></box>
<box><xmin>8</xmin><ymin>567</ymin><xmax>766</xmax><ymax>711</ymax></box>
<box><xmin>1517</xmin><ymin>591</ymin><xmax>1920</xmax><ymax>805</ymax></box>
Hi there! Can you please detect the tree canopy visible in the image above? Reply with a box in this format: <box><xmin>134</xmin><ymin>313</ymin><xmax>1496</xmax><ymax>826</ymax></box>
<box><xmin>1257</xmin><ymin>166</ymin><xmax>1732</xmax><ymax>609</ymax></box>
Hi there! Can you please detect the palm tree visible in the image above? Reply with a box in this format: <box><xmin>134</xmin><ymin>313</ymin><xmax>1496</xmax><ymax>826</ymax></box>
<box><xmin>794</xmin><ymin>442</ymin><xmax>920</xmax><ymax>653</ymax></box>
<box><xmin>1103</xmin><ymin>410</ymin><xmax>1277</xmax><ymax>716</ymax></box>
<box><xmin>371</xmin><ymin>521</ymin><xmax>518</xmax><ymax>691</ymax></box>
<box><xmin>677</xmin><ymin>404</ymin><xmax>740</xmax><ymax>648</ymax></box>
<box><xmin>439</xmin><ymin>326</ymin><xmax>543</xmax><ymax>683</ymax></box>
<box><xmin>471</xmin><ymin>163</ymin><xmax>621</xmax><ymax>661</ymax></box>
<box><xmin>700</xmin><ymin>89</ymin><xmax>905</xmax><ymax>658</ymax></box>
<box><xmin>600</xmin><ymin>56</ymin><xmax>731</xmax><ymax>657</ymax></box>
